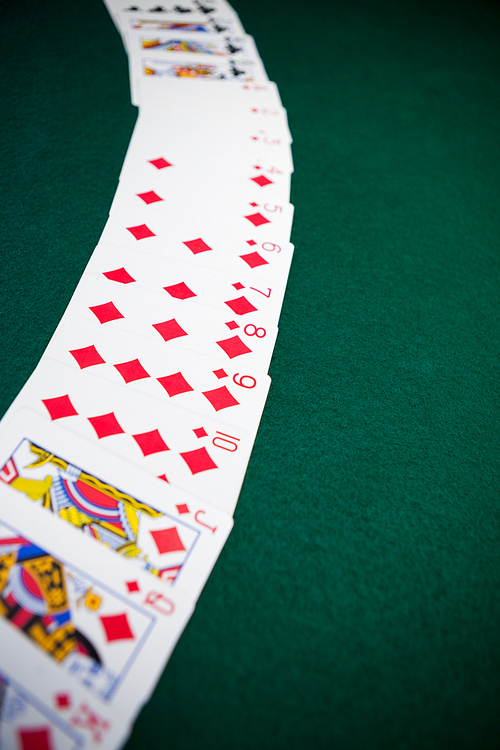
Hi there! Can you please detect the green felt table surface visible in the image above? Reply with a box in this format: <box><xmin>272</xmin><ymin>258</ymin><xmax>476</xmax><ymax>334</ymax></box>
<box><xmin>1</xmin><ymin>0</ymin><xmax>500</xmax><ymax>748</ymax></box>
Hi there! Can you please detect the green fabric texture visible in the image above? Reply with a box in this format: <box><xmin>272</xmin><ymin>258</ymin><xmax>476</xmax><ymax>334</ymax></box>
<box><xmin>1</xmin><ymin>1</ymin><xmax>500</xmax><ymax>748</ymax></box>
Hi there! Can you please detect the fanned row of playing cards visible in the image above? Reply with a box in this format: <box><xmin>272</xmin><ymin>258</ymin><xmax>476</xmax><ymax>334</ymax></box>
<box><xmin>0</xmin><ymin>0</ymin><xmax>293</xmax><ymax>747</ymax></box>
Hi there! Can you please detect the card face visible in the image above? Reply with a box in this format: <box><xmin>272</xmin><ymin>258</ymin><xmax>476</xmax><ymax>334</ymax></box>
<box><xmin>0</xmin><ymin>484</ymin><xmax>194</xmax><ymax>719</ymax></box>
<box><xmin>106</xmin><ymin>1</ymin><xmax>245</xmax><ymax>38</ymax></box>
<box><xmin>106</xmin><ymin>4</ymin><xmax>246</xmax><ymax>63</ymax></box>
<box><xmin>88</xmin><ymin>224</ymin><xmax>294</xmax><ymax>297</ymax></box>
<box><xmin>126</xmin><ymin>29</ymin><xmax>267</xmax><ymax>104</ymax></box>
<box><xmin>0</xmin><ymin>516</ymin><xmax>158</xmax><ymax>704</ymax></box>
<box><xmin>6</xmin><ymin>359</ymin><xmax>268</xmax><ymax>514</ymax></box>
<box><xmin>130</xmin><ymin>90</ymin><xmax>290</xmax><ymax>140</ymax></box>
<box><xmin>103</xmin><ymin>200</ymin><xmax>294</xmax><ymax>253</ymax></box>
<box><xmin>118</xmin><ymin>130</ymin><xmax>292</xmax><ymax>178</ymax></box>
<box><xmin>138</xmin><ymin>75</ymin><xmax>283</xmax><ymax>111</ymax></box>
<box><xmin>110</xmin><ymin>161</ymin><xmax>291</xmax><ymax>218</ymax></box>
<box><xmin>119</xmin><ymin>110</ymin><xmax>294</xmax><ymax>176</ymax></box>
<box><xmin>127</xmin><ymin>16</ymin><xmax>244</xmax><ymax>35</ymax></box>
<box><xmin>0</xmin><ymin>0</ymin><xmax>292</xmax><ymax>739</ymax></box>
<box><xmin>124</xmin><ymin>76</ymin><xmax>289</xmax><ymax>157</ymax></box>
<box><xmin>131</xmin><ymin>31</ymin><xmax>259</xmax><ymax>58</ymax></box>
<box><xmin>133</xmin><ymin>57</ymin><xmax>268</xmax><ymax>107</ymax></box>
<box><xmin>59</xmin><ymin>271</ymin><xmax>278</xmax><ymax>373</ymax></box>
<box><xmin>46</xmin><ymin>315</ymin><xmax>273</xmax><ymax>429</ymax></box>
<box><xmin>0</xmin><ymin>620</ymin><xmax>129</xmax><ymax>750</ymax></box>
<box><xmin>0</xmin><ymin>410</ymin><xmax>233</xmax><ymax>598</ymax></box>
<box><xmin>80</xmin><ymin>240</ymin><xmax>289</xmax><ymax>324</ymax></box>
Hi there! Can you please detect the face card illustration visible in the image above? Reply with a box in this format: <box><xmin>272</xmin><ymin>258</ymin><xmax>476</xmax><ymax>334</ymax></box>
<box><xmin>0</xmin><ymin>523</ymin><xmax>178</xmax><ymax>710</ymax></box>
<box><xmin>140</xmin><ymin>56</ymin><xmax>263</xmax><ymax>79</ymax></box>
<box><xmin>0</xmin><ymin>526</ymin><xmax>151</xmax><ymax>699</ymax></box>
<box><xmin>135</xmin><ymin>33</ymin><xmax>258</xmax><ymax>57</ymax></box>
<box><xmin>129</xmin><ymin>31</ymin><xmax>269</xmax><ymax>104</ymax></box>
<box><xmin>6</xmin><ymin>359</ymin><xmax>267</xmax><ymax>514</ymax></box>
<box><xmin>109</xmin><ymin>5</ymin><xmax>246</xmax><ymax>60</ymax></box>
<box><xmin>125</xmin><ymin>14</ymin><xmax>246</xmax><ymax>36</ymax></box>
<box><xmin>0</xmin><ymin>410</ymin><xmax>233</xmax><ymax>598</ymax></box>
<box><xmin>126</xmin><ymin>28</ymin><xmax>264</xmax><ymax>103</ymax></box>
<box><xmin>0</xmin><ymin>484</ymin><xmax>194</xmax><ymax>719</ymax></box>
<box><xmin>0</xmin><ymin>620</ymin><xmax>129</xmax><ymax>750</ymax></box>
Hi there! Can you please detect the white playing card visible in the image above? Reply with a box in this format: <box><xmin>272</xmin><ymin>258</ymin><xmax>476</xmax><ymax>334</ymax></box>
<box><xmin>0</xmin><ymin>483</ymin><xmax>194</xmax><ymax>721</ymax></box>
<box><xmin>112</xmin><ymin>1</ymin><xmax>244</xmax><ymax>24</ymax></box>
<box><xmin>57</xmin><ymin>271</ymin><xmax>278</xmax><ymax>373</ymax></box>
<box><xmin>135</xmin><ymin>56</ymin><xmax>268</xmax><ymax>104</ymax></box>
<box><xmin>0</xmin><ymin>409</ymin><xmax>233</xmax><ymax>598</ymax></box>
<box><xmin>133</xmin><ymin>80</ymin><xmax>290</xmax><ymax>140</ymax></box>
<box><xmin>103</xmin><ymin>199</ymin><xmax>294</xmax><ymax>253</ymax></box>
<box><xmin>128</xmin><ymin>30</ymin><xmax>261</xmax><ymax>61</ymax></box>
<box><xmin>127</xmin><ymin>30</ymin><xmax>268</xmax><ymax>105</ymax></box>
<box><xmin>0</xmin><ymin>619</ymin><xmax>129</xmax><ymax>750</ymax></box>
<box><xmin>105</xmin><ymin>1</ymin><xmax>245</xmax><ymax>47</ymax></box>
<box><xmin>80</xmin><ymin>240</ymin><xmax>289</xmax><ymax>325</ymax></box>
<box><xmin>138</xmin><ymin>74</ymin><xmax>284</xmax><ymax>111</ymax></box>
<box><xmin>87</xmin><ymin>220</ymin><xmax>294</xmax><ymax>295</ymax></box>
<box><xmin>5</xmin><ymin>358</ymin><xmax>268</xmax><ymax>514</ymax></box>
<box><xmin>118</xmin><ymin>106</ymin><xmax>294</xmax><ymax>177</ymax></box>
<box><xmin>120</xmin><ymin>12</ymin><xmax>246</xmax><ymax>51</ymax></box>
<box><xmin>45</xmin><ymin>314</ymin><xmax>273</xmax><ymax>429</ymax></box>
<box><xmin>111</xmin><ymin>160</ymin><xmax>291</xmax><ymax>217</ymax></box>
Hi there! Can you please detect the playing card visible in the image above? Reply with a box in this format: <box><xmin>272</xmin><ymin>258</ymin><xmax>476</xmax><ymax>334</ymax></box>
<box><xmin>0</xmin><ymin>483</ymin><xmax>194</xmax><ymax>720</ymax></box>
<box><xmin>138</xmin><ymin>74</ymin><xmax>284</xmax><ymax>111</ymax></box>
<box><xmin>118</xmin><ymin>107</ymin><xmax>294</xmax><ymax>178</ymax></box>
<box><xmin>80</xmin><ymin>240</ymin><xmax>289</xmax><ymax>325</ymax></box>
<box><xmin>129</xmin><ymin>30</ymin><xmax>260</xmax><ymax>59</ymax></box>
<box><xmin>105</xmin><ymin>1</ymin><xmax>246</xmax><ymax>46</ymax></box>
<box><xmin>118</xmin><ymin>93</ymin><xmax>292</xmax><ymax>175</ymax></box>
<box><xmin>57</xmin><ymin>270</ymin><xmax>279</xmax><ymax>373</ymax></box>
<box><xmin>6</xmin><ymin>359</ymin><xmax>268</xmax><ymax>514</ymax></box>
<box><xmin>87</xmin><ymin>218</ymin><xmax>294</xmax><ymax>297</ymax></box>
<box><xmin>138</xmin><ymin>56</ymin><xmax>267</xmax><ymax>96</ymax></box>
<box><xmin>108</xmin><ymin>0</ymin><xmax>242</xmax><ymax>26</ymax></box>
<box><xmin>104</xmin><ymin>199</ymin><xmax>294</xmax><ymax>254</ymax></box>
<box><xmin>0</xmin><ymin>620</ymin><xmax>129</xmax><ymax>750</ymax></box>
<box><xmin>111</xmin><ymin>159</ymin><xmax>291</xmax><ymax>217</ymax></box>
<box><xmin>45</xmin><ymin>314</ymin><xmax>274</xmax><ymax>428</ymax></box>
<box><xmin>103</xmin><ymin>0</ymin><xmax>238</xmax><ymax>17</ymax></box>
<box><xmin>126</xmin><ymin>15</ymin><xmax>244</xmax><ymax>35</ymax></box>
<box><xmin>0</xmin><ymin>409</ymin><xmax>233</xmax><ymax>598</ymax></box>
<box><xmin>126</xmin><ymin>29</ymin><xmax>267</xmax><ymax>104</ymax></box>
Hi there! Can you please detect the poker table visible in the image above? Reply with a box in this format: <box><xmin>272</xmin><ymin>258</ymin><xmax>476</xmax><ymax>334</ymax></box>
<box><xmin>1</xmin><ymin>0</ymin><xmax>500</xmax><ymax>748</ymax></box>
